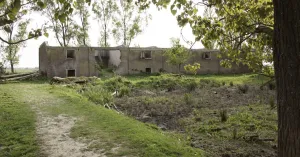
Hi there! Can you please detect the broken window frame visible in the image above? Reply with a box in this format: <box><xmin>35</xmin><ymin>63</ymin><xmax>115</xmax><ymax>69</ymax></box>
<box><xmin>140</xmin><ymin>51</ymin><xmax>152</xmax><ymax>59</ymax></box>
<box><xmin>202</xmin><ymin>52</ymin><xmax>211</xmax><ymax>60</ymax></box>
<box><xmin>145</xmin><ymin>68</ymin><xmax>152</xmax><ymax>73</ymax></box>
<box><xmin>66</xmin><ymin>69</ymin><xmax>76</xmax><ymax>77</ymax></box>
<box><xmin>66</xmin><ymin>49</ymin><xmax>76</xmax><ymax>59</ymax></box>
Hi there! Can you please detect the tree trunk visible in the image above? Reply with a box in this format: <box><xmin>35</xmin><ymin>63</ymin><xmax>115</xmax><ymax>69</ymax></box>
<box><xmin>273</xmin><ymin>0</ymin><xmax>300</xmax><ymax>156</ymax></box>
<box><xmin>10</xmin><ymin>60</ymin><xmax>14</xmax><ymax>74</ymax></box>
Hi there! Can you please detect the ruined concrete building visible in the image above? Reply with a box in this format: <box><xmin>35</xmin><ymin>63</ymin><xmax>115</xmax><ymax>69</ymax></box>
<box><xmin>39</xmin><ymin>42</ymin><xmax>249</xmax><ymax>78</ymax></box>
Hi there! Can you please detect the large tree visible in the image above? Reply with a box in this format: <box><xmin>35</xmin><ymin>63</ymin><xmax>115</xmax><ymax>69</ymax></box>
<box><xmin>2</xmin><ymin>21</ymin><xmax>29</xmax><ymax>73</ymax></box>
<box><xmin>112</xmin><ymin>0</ymin><xmax>151</xmax><ymax>47</ymax></box>
<box><xmin>74</xmin><ymin>0</ymin><xmax>90</xmax><ymax>46</ymax></box>
<box><xmin>44</xmin><ymin>0</ymin><xmax>78</xmax><ymax>47</ymax></box>
<box><xmin>136</xmin><ymin>0</ymin><xmax>300</xmax><ymax>156</ymax></box>
<box><xmin>92</xmin><ymin>0</ymin><xmax>117</xmax><ymax>47</ymax></box>
<box><xmin>273</xmin><ymin>1</ymin><xmax>300</xmax><ymax>156</ymax></box>
<box><xmin>0</xmin><ymin>0</ymin><xmax>46</xmax><ymax>45</ymax></box>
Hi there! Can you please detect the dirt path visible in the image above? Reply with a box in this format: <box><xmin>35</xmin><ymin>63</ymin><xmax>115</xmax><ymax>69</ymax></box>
<box><xmin>20</xmin><ymin>85</ymin><xmax>105</xmax><ymax>157</ymax></box>
<box><xmin>35</xmin><ymin>112</ymin><xmax>104</xmax><ymax>157</ymax></box>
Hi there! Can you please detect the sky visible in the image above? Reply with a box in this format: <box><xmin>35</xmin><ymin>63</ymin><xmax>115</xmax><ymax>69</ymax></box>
<box><xmin>6</xmin><ymin>4</ymin><xmax>205</xmax><ymax>68</ymax></box>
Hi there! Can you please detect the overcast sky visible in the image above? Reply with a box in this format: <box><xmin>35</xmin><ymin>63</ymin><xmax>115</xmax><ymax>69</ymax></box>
<box><xmin>12</xmin><ymin>4</ymin><xmax>204</xmax><ymax>68</ymax></box>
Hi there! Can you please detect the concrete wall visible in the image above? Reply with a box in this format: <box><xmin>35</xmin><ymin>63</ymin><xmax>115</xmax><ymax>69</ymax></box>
<box><xmin>39</xmin><ymin>42</ymin><xmax>48</xmax><ymax>75</ymax></box>
<box><xmin>39</xmin><ymin>44</ymin><xmax>250</xmax><ymax>78</ymax></box>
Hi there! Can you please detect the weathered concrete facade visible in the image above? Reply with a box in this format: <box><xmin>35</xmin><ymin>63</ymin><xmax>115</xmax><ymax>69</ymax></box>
<box><xmin>39</xmin><ymin>42</ymin><xmax>249</xmax><ymax>78</ymax></box>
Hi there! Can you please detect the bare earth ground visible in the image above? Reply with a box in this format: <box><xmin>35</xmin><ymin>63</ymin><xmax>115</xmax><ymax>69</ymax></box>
<box><xmin>22</xmin><ymin>86</ymin><xmax>107</xmax><ymax>157</ymax></box>
<box><xmin>35</xmin><ymin>113</ymin><xmax>103</xmax><ymax>157</ymax></box>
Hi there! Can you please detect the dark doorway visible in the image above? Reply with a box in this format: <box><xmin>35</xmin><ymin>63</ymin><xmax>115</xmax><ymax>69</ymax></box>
<box><xmin>67</xmin><ymin>69</ymin><xmax>76</xmax><ymax>77</ymax></box>
<box><xmin>145</xmin><ymin>68</ymin><xmax>151</xmax><ymax>73</ymax></box>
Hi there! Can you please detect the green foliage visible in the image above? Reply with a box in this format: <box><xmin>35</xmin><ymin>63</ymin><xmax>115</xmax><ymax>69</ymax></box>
<box><xmin>2</xmin><ymin>20</ymin><xmax>29</xmax><ymax>73</ymax></box>
<box><xmin>92</xmin><ymin>0</ymin><xmax>117</xmax><ymax>47</ymax></box>
<box><xmin>185</xmin><ymin>79</ymin><xmax>198</xmax><ymax>91</ymax></box>
<box><xmin>44</xmin><ymin>0</ymin><xmax>78</xmax><ymax>46</ymax></box>
<box><xmin>164</xmin><ymin>38</ymin><xmax>191</xmax><ymax>72</ymax></box>
<box><xmin>0</xmin><ymin>0</ymin><xmax>46</xmax><ymax>45</ymax></box>
<box><xmin>41</xmin><ymin>84</ymin><xmax>204</xmax><ymax>156</ymax></box>
<box><xmin>184</xmin><ymin>62</ymin><xmax>201</xmax><ymax>75</ymax></box>
<box><xmin>119</xmin><ymin>86</ymin><xmax>131</xmax><ymax>97</ymax></box>
<box><xmin>103</xmin><ymin>76</ymin><xmax>132</xmax><ymax>91</ymax></box>
<box><xmin>83</xmin><ymin>86</ymin><xmax>114</xmax><ymax>105</ymax></box>
<box><xmin>238</xmin><ymin>84</ymin><xmax>249</xmax><ymax>94</ymax></box>
<box><xmin>229</xmin><ymin>81</ymin><xmax>234</xmax><ymax>86</ymax></box>
<box><xmin>199</xmin><ymin>79</ymin><xmax>221</xmax><ymax>88</ymax></box>
<box><xmin>136</xmin><ymin>0</ymin><xmax>274</xmax><ymax>73</ymax></box>
<box><xmin>222</xmin><ymin>81</ymin><xmax>226</xmax><ymax>86</ymax></box>
<box><xmin>112</xmin><ymin>0</ymin><xmax>151</xmax><ymax>46</ymax></box>
<box><xmin>135</xmin><ymin>74</ymin><xmax>180</xmax><ymax>90</ymax></box>
<box><xmin>74</xmin><ymin>0</ymin><xmax>90</xmax><ymax>46</ymax></box>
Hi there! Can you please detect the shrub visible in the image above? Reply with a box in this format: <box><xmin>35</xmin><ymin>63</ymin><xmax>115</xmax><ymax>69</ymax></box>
<box><xmin>185</xmin><ymin>79</ymin><xmax>198</xmax><ymax>91</ymax></box>
<box><xmin>220</xmin><ymin>109</ymin><xmax>228</xmax><ymax>122</ymax></box>
<box><xmin>238</xmin><ymin>84</ymin><xmax>249</xmax><ymax>94</ymax></box>
<box><xmin>184</xmin><ymin>63</ymin><xmax>201</xmax><ymax>75</ymax></box>
<box><xmin>103</xmin><ymin>76</ymin><xmax>132</xmax><ymax>91</ymax></box>
<box><xmin>83</xmin><ymin>86</ymin><xmax>114</xmax><ymax>105</ymax></box>
<box><xmin>210</xmin><ymin>80</ymin><xmax>221</xmax><ymax>87</ymax></box>
<box><xmin>119</xmin><ymin>86</ymin><xmax>131</xmax><ymax>97</ymax></box>
<box><xmin>149</xmin><ymin>75</ymin><xmax>179</xmax><ymax>91</ymax></box>
<box><xmin>222</xmin><ymin>81</ymin><xmax>226</xmax><ymax>86</ymax></box>
<box><xmin>229</xmin><ymin>81</ymin><xmax>234</xmax><ymax>86</ymax></box>
<box><xmin>184</xmin><ymin>93</ymin><xmax>193</xmax><ymax>105</ymax></box>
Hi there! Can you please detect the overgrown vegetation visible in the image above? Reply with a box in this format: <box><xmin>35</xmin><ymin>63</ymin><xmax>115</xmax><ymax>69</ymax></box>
<box><xmin>61</xmin><ymin>73</ymin><xmax>276</xmax><ymax>156</ymax></box>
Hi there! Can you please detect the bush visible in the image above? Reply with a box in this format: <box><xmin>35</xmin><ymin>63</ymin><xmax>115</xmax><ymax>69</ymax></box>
<box><xmin>222</xmin><ymin>81</ymin><xmax>226</xmax><ymax>86</ymax></box>
<box><xmin>185</xmin><ymin>79</ymin><xmax>198</xmax><ymax>91</ymax></box>
<box><xmin>119</xmin><ymin>86</ymin><xmax>131</xmax><ymax>97</ymax></box>
<box><xmin>229</xmin><ymin>81</ymin><xmax>234</xmax><ymax>86</ymax></box>
<box><xmin>103</xmin><ymin>76</ymin><xmax>132</xmax><ymax>91</ymax></box>
<box><xmin>83</xmin><ymin>86</ymin><xmax>114</xmax><ymax>105</ymax></box>
<box><xmin>148</xmin><ymin>75</ymin><xmax>179</xmax><ymax>91</ymax></box>
<box><xmin>219</xmin><ymin>109</ymin><xmax>228</xmax><ymax>122</ymax></box>
<box><xmin>238</xmin><ymin>84</ymin><xmax>249</xmax><ymax>94</ymax></box>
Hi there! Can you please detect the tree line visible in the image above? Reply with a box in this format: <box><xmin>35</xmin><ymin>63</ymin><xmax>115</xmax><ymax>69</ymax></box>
<box><xmin>0</xmin><ymin>0</ymin><xmax>150</xmax><ymax>73</ymax></box>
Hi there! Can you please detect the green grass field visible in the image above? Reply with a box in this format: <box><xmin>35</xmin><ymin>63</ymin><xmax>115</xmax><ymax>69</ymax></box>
<box><xmin>0</xmin><ymin>86</ymin><xmax>39</xmax><ymax>157</ymax></box>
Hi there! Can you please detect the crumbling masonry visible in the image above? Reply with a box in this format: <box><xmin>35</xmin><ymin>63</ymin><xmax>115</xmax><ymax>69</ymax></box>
<box><xmin>39</xmin><ymin>42</ymin><xmax>250</xmax><ymax>78</ymax></box>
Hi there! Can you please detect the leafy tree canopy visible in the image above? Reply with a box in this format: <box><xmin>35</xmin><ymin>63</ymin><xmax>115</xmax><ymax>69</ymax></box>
<box><xmin>136</xmin><ymin>0</ymin><xmax>274</xmax><ymax>74</ymax></box>
<box><xmin>164</xmin><ymin>38</ymin><xmax>191</xmax><ymax>72</ymax></box>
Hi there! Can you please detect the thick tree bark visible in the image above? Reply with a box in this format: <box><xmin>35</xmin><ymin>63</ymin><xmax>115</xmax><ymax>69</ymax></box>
<box><xmin>273</xmin><ymin>0</ymin><xmax>300</xmax><ymax>156</ymax></box>
<box><xmin>10</xmin><ymin>60</ymin><xmax>14</xmax><ymax>74</ymax></box>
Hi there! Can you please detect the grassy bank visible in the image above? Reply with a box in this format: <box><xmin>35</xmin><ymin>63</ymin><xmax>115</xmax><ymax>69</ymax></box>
<box><xmin>45</xmin><ymin>85</ymin><xmax>204</xmax><ymax>157</ymax></box>
<box><xmin>0</xmin><ymin>86</ymin><xmax>38</xmax><ymax>157</ymax></box>
<box><xmin>3</xmin><ymin>83</ymin><xmax>204</xmax><ymax>157</ymax></box>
